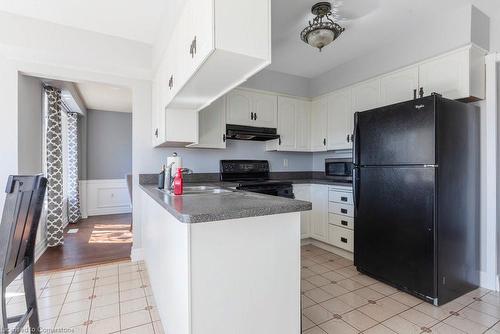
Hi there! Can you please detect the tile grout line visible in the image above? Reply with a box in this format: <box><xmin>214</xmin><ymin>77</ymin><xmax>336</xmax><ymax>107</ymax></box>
<box><xmin>302</xmin><ymin>248</ymin><xmax>496</xmax><ymax>334</ymax></box>
<box><xmin>51</xmin><ymin>269</ymin><xmax>77</xmax><ymax>332</ymax></box>
<box><xmin>118</xmin><ymin>264</ymin><xmax>122</xmax><ymax>333</ymax></box>
<box><xmin>84</xmin><ymin>267</ymin><xmax>98</xmax><ymax>334</ymax></box>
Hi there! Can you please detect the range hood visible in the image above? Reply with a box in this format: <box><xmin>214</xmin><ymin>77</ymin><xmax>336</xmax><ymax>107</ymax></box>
<box><xmin>226</xmin><ymin>124</ymin><xmax>280</xmax><ymax>141</ymax></box>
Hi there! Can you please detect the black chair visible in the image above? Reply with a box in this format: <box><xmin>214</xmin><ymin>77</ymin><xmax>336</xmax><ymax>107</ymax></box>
<box><xmin>0</xmin><ymin>175</ymin><xmax>47</xmax><ymax>334</ymax></box>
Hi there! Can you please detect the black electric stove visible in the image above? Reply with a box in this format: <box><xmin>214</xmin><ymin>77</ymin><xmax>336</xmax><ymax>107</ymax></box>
<box><xmin>220</xmin><ymin>160</ymin><xmax>294</xmax><ymax>199</ymax></box>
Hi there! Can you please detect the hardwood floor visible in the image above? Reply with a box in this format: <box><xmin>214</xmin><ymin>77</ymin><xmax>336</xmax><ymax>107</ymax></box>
<box><xmin>35</xmin><ymin>213</ymin><xmax>132</xmax><ymax>273</ymax></box>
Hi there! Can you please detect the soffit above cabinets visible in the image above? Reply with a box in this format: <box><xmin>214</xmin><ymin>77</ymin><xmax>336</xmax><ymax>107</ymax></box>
<box><xmin>269</xmin><ymin>0</ymin><xmax>476</xmax><ymax>78</ymax></box>
<box><xmin>0</xmin><ymin>0</ymin><xmax>173</xmax><ymax>44</ymax></box>
<box><xmin>76</xmin><ymin>82</ymin><xmax>132</xmax><ymax>113</ymax></box>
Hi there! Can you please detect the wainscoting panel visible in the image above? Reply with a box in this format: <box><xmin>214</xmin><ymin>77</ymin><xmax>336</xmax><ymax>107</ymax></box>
<box><xmin>80</xmin><ymin>179</ymin><xmax>132</xmax><ymax>217</ymax></box>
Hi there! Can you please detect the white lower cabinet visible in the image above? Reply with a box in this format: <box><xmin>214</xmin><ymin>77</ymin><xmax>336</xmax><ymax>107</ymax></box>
<box><xmin>299</xmin><ymin>184</ymin><xmax>354</xmax><ymax>253</ymax></box>
<box><xmin>328</xmin><ymin>225</ymin><xmax>354</xmax><ymax>252</ymax></box>
<box><xmin>293</xmin><ymin>184</ymin><xmax>311</xmax><ymax>239</ymax></box>
<box><xmin>310</xmin><ymin>184</ymin><xmax>328</xmax><ymax>241</ymax></box>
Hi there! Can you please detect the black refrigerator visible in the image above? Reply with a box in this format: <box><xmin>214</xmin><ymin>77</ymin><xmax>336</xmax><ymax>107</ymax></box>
<box><xmin>352</xmin><ymin>94</ymin><xmax>479</xmax><ymax>306</ymax></box>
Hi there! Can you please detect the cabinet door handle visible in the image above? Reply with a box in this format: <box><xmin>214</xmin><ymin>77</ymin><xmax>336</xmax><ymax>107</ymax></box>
<box><xmin>250</xmin><ymin>112</ymin><xmax>254</xmax><ymax>120</ymax></box>
<box><xmin>350</xmin><ymin>134</ymin><xmax>354</xmax><ymax>142</ymax></box>
<box><xmin>346</xmin><ymin>134</ymin><xmax>350</xmax><ymax>143</ymax></box>
<box><xmin>169</xmin><ymin>75</ymin><xmax>174</xmax><ymax>90</ymax></box>
<box><xmin>340</xmin><ymin>237</ymin><xmax>348</xmax><ymax>243</ymax></box>
<box><xmin>341</xmin><ymin>220</ymin><xmax>348</xmax><ymax>226</ymax></box>
<box><xmin>341</xmin><ymin>208</ymin><xmax>348</xmax><ymax>214</ymax></box>
<box><xmin>419</xmin><ymin>87</ymin><xmax>424</xmax><ymax>98</ymax></box>
<box><xmin>154</xmin><ymin>128</ymin><xmax>158</xmax><ymax>138</ymax></box>
<box><xmin>278</xmin><ymin>137</ymin><xmax>281</xmax><ymax>145</ymax></box>
<box><xmin>323</xmin><ymin>138</ymin><xmax>326</xmax><ymax>146</ymax></box>
<box><xmin>222</xmin><ymin>134</ymin><xmax>226</xmax><ymax>142</ymax></box>
<box><xmin>254</xmin><ymin>112</ymin><xmax>257</xmax><ymax>120</ymax></box>
<box><xmin>341</xmin><ymin>196</ymin><xmax>348</xmax><ymax>202</ymax></box>
<box><xmin>190</xmin><ymin>36</ymin><xmax>197</xmax><ymax>58</ymax></box>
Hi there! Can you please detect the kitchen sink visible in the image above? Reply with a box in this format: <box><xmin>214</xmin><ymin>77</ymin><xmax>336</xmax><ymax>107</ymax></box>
<box><xmin>162</xmin><ymin>185</ymin><xmax>234</xmax><ymax>196</ymax></box>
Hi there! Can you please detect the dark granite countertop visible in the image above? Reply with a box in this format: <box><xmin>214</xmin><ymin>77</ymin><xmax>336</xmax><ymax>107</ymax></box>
<box><xmin>140</xmin><ymin>184</ymin><xmax>312</xmax><ymax>224</ymax></box>
<box><xmin>139</xmin><ymin>172</ymin><xmax>352</xmax><ymax>188</ymax></box>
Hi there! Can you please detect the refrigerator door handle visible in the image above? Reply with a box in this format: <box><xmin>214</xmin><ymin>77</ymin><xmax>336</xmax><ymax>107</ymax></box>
<box><xmin>353</xmin><ymin>167</ymin><xmax>360</xmax><ymax>215</ymax></box>
<box><xmin>352</xmin><ymin>112</ymin><xmax>360</xmax><ymax>166</ymax></box>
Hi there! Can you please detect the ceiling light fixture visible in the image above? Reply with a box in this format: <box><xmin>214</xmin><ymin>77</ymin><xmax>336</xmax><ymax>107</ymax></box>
<box><xmin>300</xmin><ymin>2</ymin><xmax>345</xmax><ymax>52</ymax></box>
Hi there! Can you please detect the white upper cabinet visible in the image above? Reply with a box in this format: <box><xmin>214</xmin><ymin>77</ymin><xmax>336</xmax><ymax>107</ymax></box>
<box><xmin>226</xmin><ymin>89</ymin><xmax>277</xmax><ymax>128</ymax></box>
<box><xmin>418</xmin><ymin>47</ymin><xmax>485</xmax><ymax>100</ymax></box>
<box><xmin>188</xmin><ymin>96</ymin><xmax>227</xmax><ymax>149</ymax></box>
<box><xmin>226</xmin><ymin>90</ymin><xmax>252</xmax><ymax>126</ymax></box>
<box><xmin>276</xmin><ymin>97</ymin><xmax>297</xmax><ymax>150</ymax></box>
<box><xmin>161</xmin><ymin>0</ymin><xmax>271</xmax><ymax>112</ymax></box>
<box><xmin>327</xmin><ymin>89</ymin><xmax>352</xmax><ymax>151</ymax></box>
<box><xmin>351</xmin><ymin>78</ymin><xmax>381</xmax><ymax>113</ymax></box>
<box><xmin>380</xmin><ymin>67</ymin><xmax>419</xmax><ymax>106</ymax></box>
<box><xmin>266</xmin><ymin>96</ymin><xmax>310</xmax><ymax>152</ymax></box>
<box><xmin>310</xmin><ymin>97</ymin><xmax>328</xmax><ymax>152</ymax></box>
<box><xmin>295</xmin><ymin>100</ymin><xmax>311</xmax><ymax>151</ymax></box>
<box><xmin>252</xmin><ymin>93</ymin><xmax>278</xmax><ymax>128</ymax></box>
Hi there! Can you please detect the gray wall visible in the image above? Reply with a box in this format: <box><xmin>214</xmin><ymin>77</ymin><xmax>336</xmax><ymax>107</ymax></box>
<box><xmin>18</xmin><ymin>74</ymin><xmax>43</xmax><ymax>174</ymax></box>
<box><xmin>156</xmin><ymin>140</ymin><xmax>313</xmax><ymax>173</ymax></box>
<box><xmin>86</xmin><ymin>110</ymin><xmax>132</xmax><ymax>180</ymax></box>
<box><xmin>78</xmin><ymin>114</ymin><xmax>88</xmax><ymax>180</ymax></box>
<box><xmin>240</xmin><ymin>69</ymin><xmax>311</xmax><ymax>97</ymax></box>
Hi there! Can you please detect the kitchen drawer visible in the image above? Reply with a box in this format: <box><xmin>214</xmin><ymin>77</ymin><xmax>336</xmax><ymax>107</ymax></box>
<box><xmin>329</xmin><ymin>190</ymin><xmax>353</xmax><ymax>205</ymax></box>
<box><xmin>329</xmin><ymin>202</ymin><xmax>354</xmax><ymax>217</ymax></box>
<box><xmin>328</xmin><ymin>214</ymin><xmax>354</xmax><ymax>230</ymax></box>
<box><xmin>328</xmin><ymin>224</ymin><xmax>354</xmax><ymax>252</ymax></box>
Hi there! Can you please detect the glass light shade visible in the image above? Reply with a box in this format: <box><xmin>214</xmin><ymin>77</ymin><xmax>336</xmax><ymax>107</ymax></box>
<box><xmin>306</xmin><ymin>28</ymin><xmax>335</xmax><ymax>50</ymax></box>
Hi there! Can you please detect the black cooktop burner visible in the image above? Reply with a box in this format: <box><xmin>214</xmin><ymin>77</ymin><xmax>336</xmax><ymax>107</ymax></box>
<box><xmin>220</xmin><ymin>160</ymin><xmax>294</xmax><ymax>198</ymax></box>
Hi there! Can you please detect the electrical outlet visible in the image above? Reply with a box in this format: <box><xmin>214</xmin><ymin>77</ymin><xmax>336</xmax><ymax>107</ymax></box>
<box><xmin>283</xmin><ymin>159</ymin><xmax>288</xmax><ymax>168</ymax></box>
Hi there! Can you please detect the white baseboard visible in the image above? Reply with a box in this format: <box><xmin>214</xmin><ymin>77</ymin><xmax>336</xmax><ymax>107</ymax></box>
<box><xmin>131</xmin><ymin>248</ymin><xmax>144</xmax><ymax>262</ymax></box>
<box><xmin>302</xmin><ymin>237</ymin><xmax>354</xmax><ymax>261</ymax></box>
<box><xmin>304</xmin><ymin>238</ymin><xmax>497</xmax><ymax>291</ymax></box>
<box><xmin>480</xmin><ymin>270</ymin><xmax>499</xmax><ymax>291</ymax></box>
<box><xmin>35</xmin><ymin>240</ymin><xmax>47</xmax><ymax>262</ymax></box>
<box><xmin>80</xmin><ymin>179</ymin><xmax>132</xmax><ymax>217</ymax></box>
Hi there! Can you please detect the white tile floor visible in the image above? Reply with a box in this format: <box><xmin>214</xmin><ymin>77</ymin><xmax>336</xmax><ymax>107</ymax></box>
<box><xmin>301</xmin><ymin>244</ymin><xmax>500</xmax><ymax>334</ymax></box>
<box><xmin>6</xmin><ymin>261</ymin><xmax>163</xmax><ymax>334</ymax></box>
<box><xmin>5</xmin><ymin>245</ymin><xmax>499</xmax><ymax>334</ymax></box>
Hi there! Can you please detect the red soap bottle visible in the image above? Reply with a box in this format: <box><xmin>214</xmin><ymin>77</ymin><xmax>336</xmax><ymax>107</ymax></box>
<box><xmin>173</xmin><ymin>168</ymin><xmax>183</xmax><ymax>195</ymax></box>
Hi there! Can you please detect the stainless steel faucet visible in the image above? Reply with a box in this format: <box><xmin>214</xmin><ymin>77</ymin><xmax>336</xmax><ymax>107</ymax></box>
<box><xmin>164</xmin><ymin>163</ymin><xmax>193</xmax><ymax>192</ymax></box>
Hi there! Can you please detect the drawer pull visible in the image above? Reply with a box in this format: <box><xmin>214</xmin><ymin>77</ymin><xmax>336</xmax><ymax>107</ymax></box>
<box><xmin>341</xmin><ymin>196</ymin><xmax>348</xmax><ymax>202</ymax></box>
<box><xmin>341</xmin><ymin>237</ymin><xmax>348</xmax><ymax>243</ymax></box>
<box><xmin>341</xmin><ymin>208</ymin><xmax>348</xmax><ymax>214</ymax></box>
<box><xmin>341</xmin><ymin>220</ymin><xmax>348</xmax><ymax>226</ymax></box>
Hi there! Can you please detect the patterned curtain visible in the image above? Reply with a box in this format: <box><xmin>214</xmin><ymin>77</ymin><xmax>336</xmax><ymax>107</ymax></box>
<box><xmin>45</xmin><ymin>87</ymin><xmax>64</xmax><ymax>247</ymax></box>
<box><xmin>67</xmin><ymin>112</ymin><xmax>81</xmax><ymax>223</ymax></box>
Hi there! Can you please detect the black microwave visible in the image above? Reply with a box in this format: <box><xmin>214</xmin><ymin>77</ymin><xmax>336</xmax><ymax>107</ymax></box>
<box><xmin>325</xmin><ymin>158</ymin><xmax>353</xmax><ymax>183</ymax></box>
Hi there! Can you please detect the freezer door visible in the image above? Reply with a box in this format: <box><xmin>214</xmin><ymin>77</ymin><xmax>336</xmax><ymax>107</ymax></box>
<box><xmin>354</xmin><ymin>96</ymin><xmax>436</xmax><ymax>166</ymax></box>
<box><xmin>354</xmin><ymin>166</ymin><xmax>436</xmax><ymax>299</ymax></box>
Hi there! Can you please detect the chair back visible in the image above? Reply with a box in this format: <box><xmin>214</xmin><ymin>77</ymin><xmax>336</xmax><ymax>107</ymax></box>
<box><xmin>0</xmin><ymin>175</ymin><xmax>47</xmax><ymax>284</ymax></box>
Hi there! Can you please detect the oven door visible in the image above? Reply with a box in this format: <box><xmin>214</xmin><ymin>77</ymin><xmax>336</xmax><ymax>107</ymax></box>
<box><xmin>237</xmin><ymin>184</ymin><xmax>294</xmax><ymax>199</ymax></box>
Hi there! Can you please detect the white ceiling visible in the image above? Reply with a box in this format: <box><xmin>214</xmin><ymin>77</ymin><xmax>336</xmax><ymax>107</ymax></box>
<box><xmin>0</xmin><ymin>0</ymin><xmax>169</xmax><ymax>44</ymax></box>
<box><xmin>76</xmin><ymin>82</ymin><xmax>132</xmax><ymax>113</ymax></box>
<box><xmin>269</xmin><ymin>0</ymin><xmax>471</xmax><ymax>78</ymax></box>
<box><xmin>0</xmin><ymin>0</ymin><xmax>484</xmax><ymax>79</ymax></box>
